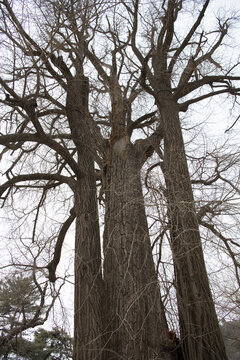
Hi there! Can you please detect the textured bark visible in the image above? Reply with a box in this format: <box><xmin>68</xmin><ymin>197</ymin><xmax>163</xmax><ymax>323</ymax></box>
<box><xmin>66</xmin><ymin>75</ymin><xmax>105</xmax><ymax>359</ymax></box>
<box><xmin>103</xmin><ymin>140</ymin><xmax>172</xmax><ymax>359</ymax></box>
<box><xmin>74</xmin><ymin>179</ymin><xmax>104</xmax><ymax>360</ymax></box>
<box><xmin>157</xmin><ymin>97</ymin><xmax>228</xmax><ymax>360</ymax></box>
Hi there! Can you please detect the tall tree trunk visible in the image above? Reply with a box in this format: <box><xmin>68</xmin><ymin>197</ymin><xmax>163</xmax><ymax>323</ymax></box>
<box><xmin>66</xmin><ymin>75</ymin><xmax>105</xmax><ymax>359</ymax></box>
<box><xmin>157</xmin><ymin>98</ymin><xmax>228</xmax><ymax>360</ymax></box>
<box><xmin>74</xmin><ymin>176</ymin><xmax>104</xmax><ymax>360</ymax></box>
<box><xmin>103</xmin><ymin>139</ymin><xmax>172</xmax><ymax>359</ymax></box>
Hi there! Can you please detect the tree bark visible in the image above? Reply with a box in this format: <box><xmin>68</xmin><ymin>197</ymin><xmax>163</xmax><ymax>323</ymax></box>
<box><xmin>157</xmin><ymin>97</ymin><xmax>228</xmax><ymax>360</ymax></box>
<box><xmin>66</xmin><ymin>75</ymin><xmax>105</xmax><ymax>359</ymax></box>
<box><xmin>103</xmin><ymin>139</ymin><xmax>172</xmax><ymax>359</ymax></box>
<box><xmin>73</xmin><ymin>178</ymin><xmax>104</xmax><ymax>360</ymax></box>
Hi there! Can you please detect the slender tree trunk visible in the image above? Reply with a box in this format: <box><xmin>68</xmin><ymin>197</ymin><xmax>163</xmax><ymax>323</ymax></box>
<box><xmin>157</xmin><ymin>97</ymin><xmax>228</xmax><ymax>360</ymax></box>
<box><xmin>103</xmin><ymin>139</ymin><xmax>172</xmax><ymax>359</ymax></box>
<box><xmin>66</xmin><ymin>75</ymin><xmax>105</xmax><ymax>359</ymax></box>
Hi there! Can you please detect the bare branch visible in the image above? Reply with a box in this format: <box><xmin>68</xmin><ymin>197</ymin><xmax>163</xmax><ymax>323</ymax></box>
<box><xmin>174</xmin><ymin>75</ymin><xmax>240</xmax><ymax>99</ymax></box>
<box><xmin>179</xmin><ymin>88</ymin><xmax>240</xmax><ymax>112</ymax></box>
<box><xmin>47</xmin><ymin>209</ymin><xmax>76</xmax><ymax>283</ymax></box>
<box><xmin>128</xmin><ymin>110</ymin><xmax>157</xmax><ymax>134</ymax></box>
<box><xmin>0</xmin><ymin>134</ymin><xmax>81</xmax><ymax>177</ymax></box>
<box><xmin>0</xmin><ymin>173</ymin><xmax>75</xmax><ymax>199</ymax></box>
<box><xmin>168</xmin><ymin>0</ymin><xmax>210</xmax><ymax>74</ymax></box>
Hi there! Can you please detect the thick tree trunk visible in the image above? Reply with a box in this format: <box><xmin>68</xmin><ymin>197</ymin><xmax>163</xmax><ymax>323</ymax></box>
<box><xmin>103</xmin><ymin>140</ymin><xmax>172</xmax><ymax>359</ymax></box>
<box><xmin>157</xmin><ymin>98</ymin><xmax>228</xmax><ymax>360</ymax></box>
<box><xmin>74</xmin><ymin>176</ymin><xmax>104</xmax><ymax>360</ymax></box>
<box><xmin>66</xmin><ymin>75</ymin><xmax>105</xmax><ymax>359</ymax></box>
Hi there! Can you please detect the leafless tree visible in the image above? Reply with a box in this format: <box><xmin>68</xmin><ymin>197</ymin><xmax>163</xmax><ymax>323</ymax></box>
<box><xmin>0</xmin><ymin>0</ymin><xmax>240</xmax><ymax>359</ymax></box>
<box><xmin>120</xmin><ymin>1</ymin><xmax>240</xmax><ymax>359</ymax></box>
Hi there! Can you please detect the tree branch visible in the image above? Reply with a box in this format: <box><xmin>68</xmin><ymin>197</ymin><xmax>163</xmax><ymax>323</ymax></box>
<box><xmin>179</xmin><ymin>88</ymin><xmax>240</xmax><ymax>112</ymax></box>
<box><xmin>127</xmin><ymin>111</ymin><xmax>157</xmax><ymax>135</ymax></box>
<box><xmin>135</xmin><ymin>123</ymin><xmax>164</xmax><ymax>165</ymax></box>
<box><xmin>200</xmin><ymin>220</ymin><xmax>240</xmax><ymax>286</ymax></box>
<box><xmin>0</xmin><ymin>173</ymin><xmax>75</xmax><ymax>198</ymax></box>
<box><xmin>0</xmin><ymin>134</ymin><xmax>81</xmax><ymax>178</ymax></box>
<box><xmin>174</xmin><ymin>75</ymin><xmax>240</xmax><ymax>99</ymax></box>
<box><xmin>47</xmin><ymin>209</ymin><xmax>76</xmax><ymax>282</ymax></box>
<box><xmin>168</xmin><ymin>0</ymin><xmax>210</xmax><ymax>74</ymax></box>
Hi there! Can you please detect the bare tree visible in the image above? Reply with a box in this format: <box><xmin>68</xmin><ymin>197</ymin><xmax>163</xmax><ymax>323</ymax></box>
<box><xmin>0</xmin><ymin>0</ymin><xmax>171</xmax><ymax>358</ymax></box>
<box><xmin>144</xmin><ymin>131</ymin><xmax>240</xmax><ymax>357</ymax></box>
<box><xmin>0</xmin><ymin>0</ymin><xmax>240</xmax><ymax>359</ymax></box>
<box><xmin>121</xmin><ymin>0</ymin><xmax>240</xmax><ymax>359</ymax></box>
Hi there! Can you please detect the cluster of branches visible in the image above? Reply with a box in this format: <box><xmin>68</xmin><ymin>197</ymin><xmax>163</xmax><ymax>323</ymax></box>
<box><xmin>0</xmin><ymin>0</ymin><xmax>239</xmax><ymax>358</ymax></box>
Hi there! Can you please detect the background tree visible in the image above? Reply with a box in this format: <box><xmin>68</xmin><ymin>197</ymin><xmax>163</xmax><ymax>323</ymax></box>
<box><xmin>0</xmin><ymin>272</ymin><xmax>63</xmax><ymax>357</ymax></box>
<box><xmin>0</xmin><ymin>274</ymin><xmax>40</xmax><ymax>331</ymax></box>
<box><xmin>0</xmin><ymin>326</ymin><xmax>73</xmax><ymax>359</ymax></box>
<box><xmin>221</xmin><ymin>320</ymin><xmax>240</xmax><ymax>360</ymax></box>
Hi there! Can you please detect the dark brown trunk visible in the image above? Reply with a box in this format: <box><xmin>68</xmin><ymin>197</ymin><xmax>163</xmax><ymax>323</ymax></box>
<box><xmin>158</xmin><ymin>98</ymin><xmax>228</xmax><ymax>360</ymax></box>
<box><xmin>74</xmin><ymin>176</ymin><xmax>104</xmax><ymax>360</ymax></box>
<box><xmin>66</xmin><ymin>75</ymin><xmax>105</xmax><ymax>359</ymax></box>
<box><xmin>103</xmin><ymin>140</ymin><xmax>172</xmax><ymax>359</ymax></box>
